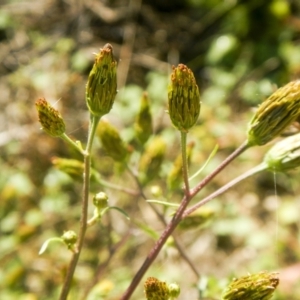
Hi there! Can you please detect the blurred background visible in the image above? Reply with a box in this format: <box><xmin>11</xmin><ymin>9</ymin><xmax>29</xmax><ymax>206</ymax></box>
<box><xmin>1</xmin><ymin>0</ymin><xmax>300</xmax><ymax>299</ymax></box>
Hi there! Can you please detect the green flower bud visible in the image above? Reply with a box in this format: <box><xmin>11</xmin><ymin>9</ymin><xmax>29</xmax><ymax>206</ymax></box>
<box><xmin>93</xmin><ymin>192</ymin><xmax>109</xmax><ymax>209</ymax></box>
<box><xmin>264</xmin><ymin>133</ymin><xmax>300</xmax><ymax>172</ymax></box>
<box><xmin>139</xmin><ymin>137</ymin><xmax>166</xmax><ymax>184</ymax></box>
<box><xmin>86</xmin><ymin>44</ymin><xmax>117</xmax><ymax>117</ymax></box>
<box><xmin>61</xmin><ymin>230</ymin><xmax>77</xmax><ymax>250</ymax></box>
<box><xmin>52</xmin><ymin>157</ymin><xmax>84</xmax><ymax>181</ymax></box>
<box><xmin>134</xmin><ymin>92</ymin><xmax>153</xmax><ymax>145</ymax></box>
<box><xmin>97</xmin><ymin>120</ymin><xmax>129</xmax><ymax>162</ymax></box>
<box><xmin>167</xmin><ymin>141</ymin><xmax>194</xmax><ymax>191</ymax></box>
<box><xmin>144</xmin><ymin>277</ymin><xmax>170</xmax><ymax>300</ymax></box>
<box><xmin>168</xmin><ymin>283</ymin><xmax>180</xmax><ymax>299</ymax></box>
<box><xmin>247</xmin><ymin>80</ymin><xmax>300</xmax><ymax>146</ymax></box>
<box><xmin>168</xmin><ymin>64</ymin><xmax>201</xmax><ymax>132</ymax></box>
<box><xmin>222</xmin><ymin>272</ymin><xmax>279</xmax><ymax>300</ymax></box>
<box><xmin>35</xmin><ymin>98</ymin><xmax>65</xmax><ymax>137</ymax></box>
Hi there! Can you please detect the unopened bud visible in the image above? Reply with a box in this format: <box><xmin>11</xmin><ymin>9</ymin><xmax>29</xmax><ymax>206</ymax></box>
<box><xmin>97</xmin><ymin>120</ymin><xmax>129</xmax><ymax>162</ymax></box>
<box><xmin>264</xmin><ymin>133</ymin><xmax>300</xmax><ymax>172</ymax></box>
<box><xmin>86</xmin><ymin>44</ymin><xmax>117</xmax><ymax>117</ymax></box>
<box><xmin>93</xmin><ymin>192</ymin><xmax>109</xmax><ymax>209</ymax></box>
<box><xmin>139</xmin><ymin>137</ymin><xmax>166</xmax><ymax>184</ymax></box>
<box><xmin>144</xmin><ymin>277</ymin><xmax>170</xmax><ymax>300</ymax></box>
<box><xmin>168</xmin><ymin>64</ymin><xmax>201</xmax><ymax>132</ymax></box>
<box><xmin>35</xmin><ymin>98</ymin><xmax>65</xmax><ymax>137</ymax></box>
<box><xmin>247</xmin><ymin>80</ymin><xmax>300</xmax><ymax>146</ymax></box>
<box><xmin>135</xmin><ymin>92</ymin><xmax>153</xmax><ymax>145</ymax></box>
<box><xmin>222</xmin><ymin>272</ymin><xmax>279</xmax><ymax>300</ymax></box>
<box><xmin>61</xmin><ymin>230</ymin><xmax>77</xmax><ymax>250</ymax></box>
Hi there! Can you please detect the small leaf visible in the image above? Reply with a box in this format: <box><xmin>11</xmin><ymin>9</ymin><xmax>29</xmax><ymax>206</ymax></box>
<box><xmin>39</xmin><ymin>237</ymin><xmax>64</xmax><ymax>255</ymax></box>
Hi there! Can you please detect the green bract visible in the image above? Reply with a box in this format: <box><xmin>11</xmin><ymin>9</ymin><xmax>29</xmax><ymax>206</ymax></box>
<box><xmin>247</xmin><ymin>80</ymin><xmax>300</xmax><ymax>146</ymax></box>
<box><xmin>86</xmin><ymin>44</ymin><xmax>117</xmax><ymax>117</ymax></box>
<box><xmin>168</xmin><ymin>64</ymin><xmax>201</xmax><ymax>132</ymax></box>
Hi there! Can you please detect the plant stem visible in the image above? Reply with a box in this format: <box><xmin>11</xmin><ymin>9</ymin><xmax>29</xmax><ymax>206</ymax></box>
<box><xmin>120</xmin><ymin>140</ymin><xmax>249</xmax><ymax>300</ymax></box>
<box><xmin>182</xmin><ymin>162</ymin><xmax>267</xmax><ymax>218</ymax></box>
<box><xmin>181</xmin><ymin>131</ymin><xmax>190</xmax><ymax>195</ymax></box>
<box><xmin>190</xmin><ymin>140</ymin><xmax>250</xmax><ymax>198</ymax></box>
<box><xmin>59</xmin><ymin>115</ymin><xmax>100</xmax><ymax>300</ymax></box>
<box><xmin>60</xmin><ymin>133</ymin><xmax>85</xmax><ymax>155</ymax></box>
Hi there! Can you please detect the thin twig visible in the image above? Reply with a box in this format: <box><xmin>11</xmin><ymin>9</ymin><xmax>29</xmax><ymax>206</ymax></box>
<box><xmin>182</xmin><ymin>162</ymin><xmax>266</xmax><ymax>218</ymax></box>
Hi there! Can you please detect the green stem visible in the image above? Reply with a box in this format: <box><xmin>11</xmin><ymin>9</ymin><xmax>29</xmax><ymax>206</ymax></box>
<box><xmin>59</xmin><ymin>115</ymin><xmax>100</xmax><ymax>300</ymax></box>
<box><xmin>182</xmin><ymin>163</ymin><xmax>267</xmax><ymax>218</ymax></box>
<box><xmin>60</xmin><ymin>133</ymin><xmax>85</xmax><ymax>155</ymax></box>
<box><xmin>181</xmin><ymin>131</ymin><xmax>190</xmax><ymax>195</ymax></box>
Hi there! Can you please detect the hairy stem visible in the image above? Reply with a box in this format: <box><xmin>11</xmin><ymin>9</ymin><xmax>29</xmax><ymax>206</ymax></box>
<box><xmin>59</xmin><ymin>115</ymin><xmax>100</xmax><ymax>300</ymax></box>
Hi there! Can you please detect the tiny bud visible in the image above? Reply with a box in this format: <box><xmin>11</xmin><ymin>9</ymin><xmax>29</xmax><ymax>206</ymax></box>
<box><xmin>86</xmin><ymin>44</ymin><xmax>117</xmax><ymax>117</ymax></box>
<box><xmin>35</xmin><ymin>98</ymin><xmax>66</xmax><ymax>137</ymax></box>
<box><xmin>93</xmin><ymin>192</ymin><xmax>109</xmax><ymax>209</ymax></box>
<box><xmin>168</xmin><ymin>283</ymin><xmax>180</xmax><ymax>298</ymax></box>
<box><xmin>134</xmin><ymin>92</ymin><xmax>153</xmax><ymax>145</ymax></box>
<box><xmin>61</xmin><ymin>230</ymin><xmax>77</xmax><ymax>250</ymax></box>
<box><xmin>97</xmin><ymin>120</ymin><xmax>129</xmax><ymax>162</ymax></box>
<box><xmin>264</xmin><ymin>133</ymin><xmax>300</xmax><ymax>172</ymax></box>
<box><xmin>222</xmin><ymin>272</ymin><xmax>279</xmax><ymax>300</ymax></box>
<box><xmin>144</xmin><ymin>277</ymin><xmax>170</xmax><ymax>300</ymax></box>
<box><xmin>247</xmin><ymin>80</ymin><xmax>300</xmax><ymax>146</ymax></box>
<box><xmin>168</xmin><ymin>64</ymin><xmax>201</xmax><ymax>132</ymax></box>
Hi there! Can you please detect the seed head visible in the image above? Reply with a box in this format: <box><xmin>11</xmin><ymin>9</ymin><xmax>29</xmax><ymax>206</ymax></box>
<box><xmin>168</xmin><ymin>64</ymin><xmax>201</xmax><ymax>132</ymax></box>
<box><xmin>35</xmin><ymin>98</ymin><xmax>66</xmax><ymax>137</ymax></box>
<box><xmin>247</xmin><ymin>80</ymin><xmax>300</xmax><ymax>146</ymax></box>
<box><xmin>86</xmin><ymin>44</ymin><xmax>117</xmax><ymax>117</ymax></box>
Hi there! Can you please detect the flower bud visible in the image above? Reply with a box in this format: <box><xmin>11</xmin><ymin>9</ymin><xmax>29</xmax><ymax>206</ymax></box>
<box><xmin>93</xmin><ymin>192</ymin><xmax>109</xmax><ymax>210</ymax></box>
<box><xmin>86</xmin><ymin>44</ymin><xmax>117</xmax><ymax>117</ymax></box>
<box><xmin>139</xmin><ymin>137</ymin><xmax>166</xmax><ymax>184</ymax></box>
<box><xmin>52</xmin><ymin>157</ymin><xmax>84</xmax><ymax>181</ymax></box>
<box><xmin>168</xmin><ymin>64</ymin><xmax>201</xmax><ymax>132</ymax></box>
<box><xmin>61</xmin><ymin>230</ymin><xmax>77</xmax><ymax>250</ymax></box>
<box><xmin>97</xmin><ymin>120</ymin><xmax>129</xmax><ymax>162</ymax></box>
<box><xmin>247</xmin><ymin>80</ymin><xmax>300</xmax><ymax>146</ymax></box>
<box><xmin>168</xmin><ymin>283</ymin><xmax>180</xmax><ymax>298</ymax></box>
<box><xmin>264</xmin><ymin>133</ymin><xmax>300</xmax><ymax>172</ymax></box>
<box><xmin>144</xmin><ymin>277</ymin><xmax>170</xmax><ymax>300</ymax></box>
<box><xmin>134</xmin><ymin>92</ymin><xmax>153</xmax><ymax>145</ymax></box>
<box><xmin>35</xmin><ymin>98</ymin><xmax>65</xmax><ymax>137</ymax></box>
<box><xmin>222</xmin><ymin>272</ymin><xmax>279</xmax><ymax>300</ymax></box>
